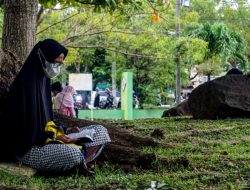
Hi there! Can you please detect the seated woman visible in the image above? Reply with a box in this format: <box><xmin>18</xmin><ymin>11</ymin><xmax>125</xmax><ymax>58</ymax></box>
<box><xmin>0</xmin><ymin>39</ymin><xmax>111</xmax><ymax>174</ymax></box>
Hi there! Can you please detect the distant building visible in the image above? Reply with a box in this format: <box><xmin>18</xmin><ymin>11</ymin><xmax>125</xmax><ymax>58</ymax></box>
<box><xmin>189</xmin><ymin>68</ymin><xmax>219</xmax><ymax>88</ymax></box>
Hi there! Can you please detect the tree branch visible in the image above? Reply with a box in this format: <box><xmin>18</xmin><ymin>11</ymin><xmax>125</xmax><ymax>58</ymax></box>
<box><xmin>62</xmin><ymin>29</ymin><xmax>143</xmax><ymax>45</ymax></box>
<box><xmin>66</xmin><ymin>44</ymin><xmax>169</xmax><ymax>60</ymax></box>
<box><xmin>36</xmin><ymin>13</ymin><xmax>79</xmax><ymax>35</ymax></box>
<box><xmin>145</xmin><ymin>0</ymin><xmax>159</xmax><ymax>13</ymax></box>
<box><xmin>63</xmin><ymin>29</ymin><xmax>112</xmax><ymax>44</ymax></box>
<box><xmin>73</xmin><ymin>0</ymin><xmax>97</xmax><ymax>5</ymax></box>
<box><xmin>189</xmin><ymin>72</ymin><xmax>199</xmax><ymax>81</ymax></box>
<box><xmin>36</xmin><ymin>6</ymin><xmax>44</xmax><ymax>29</ymax></box>
<box><xmin>49</xmin><ymin>7</ymin><xmax>70</xmax><ymax>11</ymax></box>
<box><xmin>62</xmin><ymin>14</ymin><xmax>122</xmax><ymax>45</ymax></box>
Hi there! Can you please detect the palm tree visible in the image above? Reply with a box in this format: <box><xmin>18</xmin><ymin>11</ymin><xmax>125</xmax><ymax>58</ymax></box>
<box><xmin>190</xmin><ymin>23</ymin><xmax>247</xmax><ymax>80</ymax></box>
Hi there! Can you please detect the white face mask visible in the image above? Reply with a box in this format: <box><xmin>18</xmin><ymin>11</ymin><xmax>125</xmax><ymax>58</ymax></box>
<box><xmin>37</xmin><ymin>48</ymin><xmax>63</xmax><ymax>78</ymax></box>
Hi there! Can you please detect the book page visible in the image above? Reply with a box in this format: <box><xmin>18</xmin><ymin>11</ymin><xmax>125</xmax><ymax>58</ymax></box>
<box><xmin>67</xmin><ymin>128</ymin><xmax>96</xmax><ymax>140</ymax></box>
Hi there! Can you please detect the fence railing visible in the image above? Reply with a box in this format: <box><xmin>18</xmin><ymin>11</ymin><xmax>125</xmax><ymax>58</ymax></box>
<box><xmin>78</xmin><ymin>109</ymin><xmax>165</xmax><ymax>120</ymax></box>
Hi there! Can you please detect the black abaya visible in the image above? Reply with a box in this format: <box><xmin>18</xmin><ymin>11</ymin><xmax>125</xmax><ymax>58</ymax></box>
<box><xmin>0</xmin><ymin>39</ymin><xmax>68</xmax><ymax>160</ymax></box>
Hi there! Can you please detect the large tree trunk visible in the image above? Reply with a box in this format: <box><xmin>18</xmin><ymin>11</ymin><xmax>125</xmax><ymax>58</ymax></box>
<box><xmin>2</xmin><ymin>0</ymin><xmax>38</xmax><ymax>62</ymax></box>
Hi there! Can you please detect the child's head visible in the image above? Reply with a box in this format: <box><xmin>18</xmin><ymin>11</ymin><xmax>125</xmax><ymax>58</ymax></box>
<box><xmin>51</xmin><ymin>81</ymin><xmax>63</xmax><ymax>96</ymax></box>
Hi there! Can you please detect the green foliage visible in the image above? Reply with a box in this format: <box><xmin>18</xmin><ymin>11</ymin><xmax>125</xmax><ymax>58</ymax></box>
<box><xmin>1</xmin><ymin>0</ymin><xmax>249</xmax><ymax>106</ymax></box>
<box><xmin>91</xmin><ymin>48</ymin><xmax>112</xmax><ymax>89</ymax></box>
<box><xmin>196</xmin><ymin>55</ymin><xmax>224</xmax><ymax>76</ymax></box>
<box><xmin>192</xmin><ymin>23</ymin><xmax>229</xmax><ymax>58</ymax></box>
<box><xmin>36</xmin><ymin>2</ymin><xmax>178</xmax><ymax>105</ymax></box>
<box><xmin>113</xmin><ymin>31</ymin><xmax>175</xmax><ymax>106</ymax></box>
<box><xmin>39</xmin><ymin>0</ymin><xmax>143</xmax><ymax>12</ymax></box>
<box><xmin>189</xmin><ymin>0</ymin><xmax>250</xmax><ymax>69</ymax></box>
<box><xmin>190</xmin><ymin>22</ymin><xmax>248</xmax><ymax>75</ymax></box>
<box><xmin>175</xmin><ymin>37</ymin><xmax>208</xmax><ymax>84</ymax></box>
<box><xmin>0</xmin><ymin>0</ymin><xmax>246</xmax><ymax>108</ymax></box>
<box><xmin>176</xmin><ymin>37</ymin><xmax>208</xmax><ymax>63</ymax></box>
<box><xmin>228</xmin><ymin>31</ymin><xmax>248</xmax><ymax>69</ymax></box>
<box><xmin>35</xmin><ymin>0</ymin><xmax>249</xmax><ymax>105</ymax></box>
<box><xmin>65</xmin><ymin>48</ymin><xmax>112</xmax><ymax>89</ymax></box>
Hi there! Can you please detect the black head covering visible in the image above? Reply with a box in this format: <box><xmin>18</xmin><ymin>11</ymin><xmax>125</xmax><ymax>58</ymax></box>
<box><xmin>0</xmin><ymin>39</ymin><xmax>68</xmax><ymax>160</ymax></box>
<box><xmin>51</xmin><ymin>81</ymin><xmax>63</xmax><ymax>92</ymax></box>
<box><xmin>226</xmin><ymin>68</ymin><xmax>243</xmax><ymax>75</ymax></box>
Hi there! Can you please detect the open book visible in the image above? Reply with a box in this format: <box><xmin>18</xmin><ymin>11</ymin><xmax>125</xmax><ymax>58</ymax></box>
<box><xmin>67</xmin><ymin>128</ymin><xmax>96</xmax><ymax>143</ymax></box>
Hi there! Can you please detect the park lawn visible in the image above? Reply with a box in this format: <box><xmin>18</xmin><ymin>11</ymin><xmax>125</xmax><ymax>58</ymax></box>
<box><xmin>0</xmin><ymin>117</ymin><xmax>249</xmax><ymax>190</ymax></box>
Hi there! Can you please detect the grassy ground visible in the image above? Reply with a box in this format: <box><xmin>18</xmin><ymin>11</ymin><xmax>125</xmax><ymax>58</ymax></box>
<box><xmin>0</xmin><ymin>117</ymin><xmax>249</xmax><ymax>190</ymax></box>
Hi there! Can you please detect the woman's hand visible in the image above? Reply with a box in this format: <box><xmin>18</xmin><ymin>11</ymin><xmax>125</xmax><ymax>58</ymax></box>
<box><xmin>67</xmin><ymin>127</ymin><xmax>80</xmax><ymax>134</ymax></box>
<box><xmin>56</xmin><ymin>134</ymin><xmax>78</xmax><ymax>143</ymax></box>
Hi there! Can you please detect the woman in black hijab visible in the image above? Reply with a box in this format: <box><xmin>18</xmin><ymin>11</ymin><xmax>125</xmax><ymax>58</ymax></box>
<box><xmin>1</xmin><ymin>39</ymin><xmax>111</xmax><ymax>172</ymax></box>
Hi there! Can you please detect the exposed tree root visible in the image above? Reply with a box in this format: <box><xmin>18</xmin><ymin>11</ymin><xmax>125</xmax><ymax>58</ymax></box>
<box><xmin>54</xmin><ymin>113</ymin><xmax>187</xmax><ymax>170</ymax></box>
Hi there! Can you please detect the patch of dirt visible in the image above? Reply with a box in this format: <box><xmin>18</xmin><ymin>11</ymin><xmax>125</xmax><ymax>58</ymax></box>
<box><xmin>151</xmin><ymin>128</ymin><xmax>165</xmax><ymax>139</ymax></box>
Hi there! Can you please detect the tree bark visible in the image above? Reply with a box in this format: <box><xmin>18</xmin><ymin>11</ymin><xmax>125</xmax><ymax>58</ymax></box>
<box><xmin>0</xmin><ymin>49</ymin><xmax>22</xmax><ymax>115</ymax></box>
<box><xmin>2</xmin><ymin>0</ymin><xmax>38</xmax><ymax>62</ymax></box>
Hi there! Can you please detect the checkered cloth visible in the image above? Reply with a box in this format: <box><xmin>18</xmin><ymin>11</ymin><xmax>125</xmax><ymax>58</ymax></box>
<box><xmin>83</xmin><ymin>125</ymin><xmax>111</xmax><ymax>162</ymax></box>
<box><xmin>84</xmin><ymin>125</ymin><xmax>111</xmax><ymax>147</ymax></box>
<box><xmin>19</xmin><ymin>125</ymin><xmax>111</xmax><ymax>171</ymax></box>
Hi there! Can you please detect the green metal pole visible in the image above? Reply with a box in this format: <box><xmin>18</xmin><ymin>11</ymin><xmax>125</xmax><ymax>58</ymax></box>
<box><xmin>121</xmin><ymin>72</ymin><xmax>133</xmax><ymax>120</ymax></box>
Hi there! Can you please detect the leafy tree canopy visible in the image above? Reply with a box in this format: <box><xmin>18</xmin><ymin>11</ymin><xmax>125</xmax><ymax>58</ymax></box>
<box><xmin>39</xmin><ymin>0</ymin><xmax>143</xmax><ymax>11</ymax></box>
<box><xmin>1</xmin><ymin>0</ymin><xmax>249</xmax><ymax>105</ymax></box>
<box><xmin>191</xmin><ymin>23</ymin><xmax>247</xmax><ymax>71</ymax></box>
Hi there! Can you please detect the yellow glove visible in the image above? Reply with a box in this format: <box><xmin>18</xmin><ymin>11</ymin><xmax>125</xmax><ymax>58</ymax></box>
<box><xmin>44</xmin><ymin>121</ymin><xmax>64</xmax><ymax>144</ymax></box>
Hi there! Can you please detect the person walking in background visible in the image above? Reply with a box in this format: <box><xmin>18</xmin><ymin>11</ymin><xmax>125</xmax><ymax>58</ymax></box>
<box><xmin>65</xmin><ymin>83</ymin><xmax>79</xmax><ymax>118</ymax></box>
<box><xmin>226</xmin><ymin>67</ymin><xmax>243</xmax><ymax>75</ymax></box>
<box><xmin>104</xmin><ymin>88</ymin><xmax>113</xmax><ymax>109</ymax></box>
<box><xmin>94</xmin><ymin>87</ymin><xmax>100</xmax><ymax>109</ymax></box>
<box><xmin>56</xmin><ymin>85</ymin><xmax>77</xmax><ymax>118</ymax></box>
<box><xmin>51</xmin><ymin>82</ymin><xmax>77</xmax><ymax>118</ymax></box>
